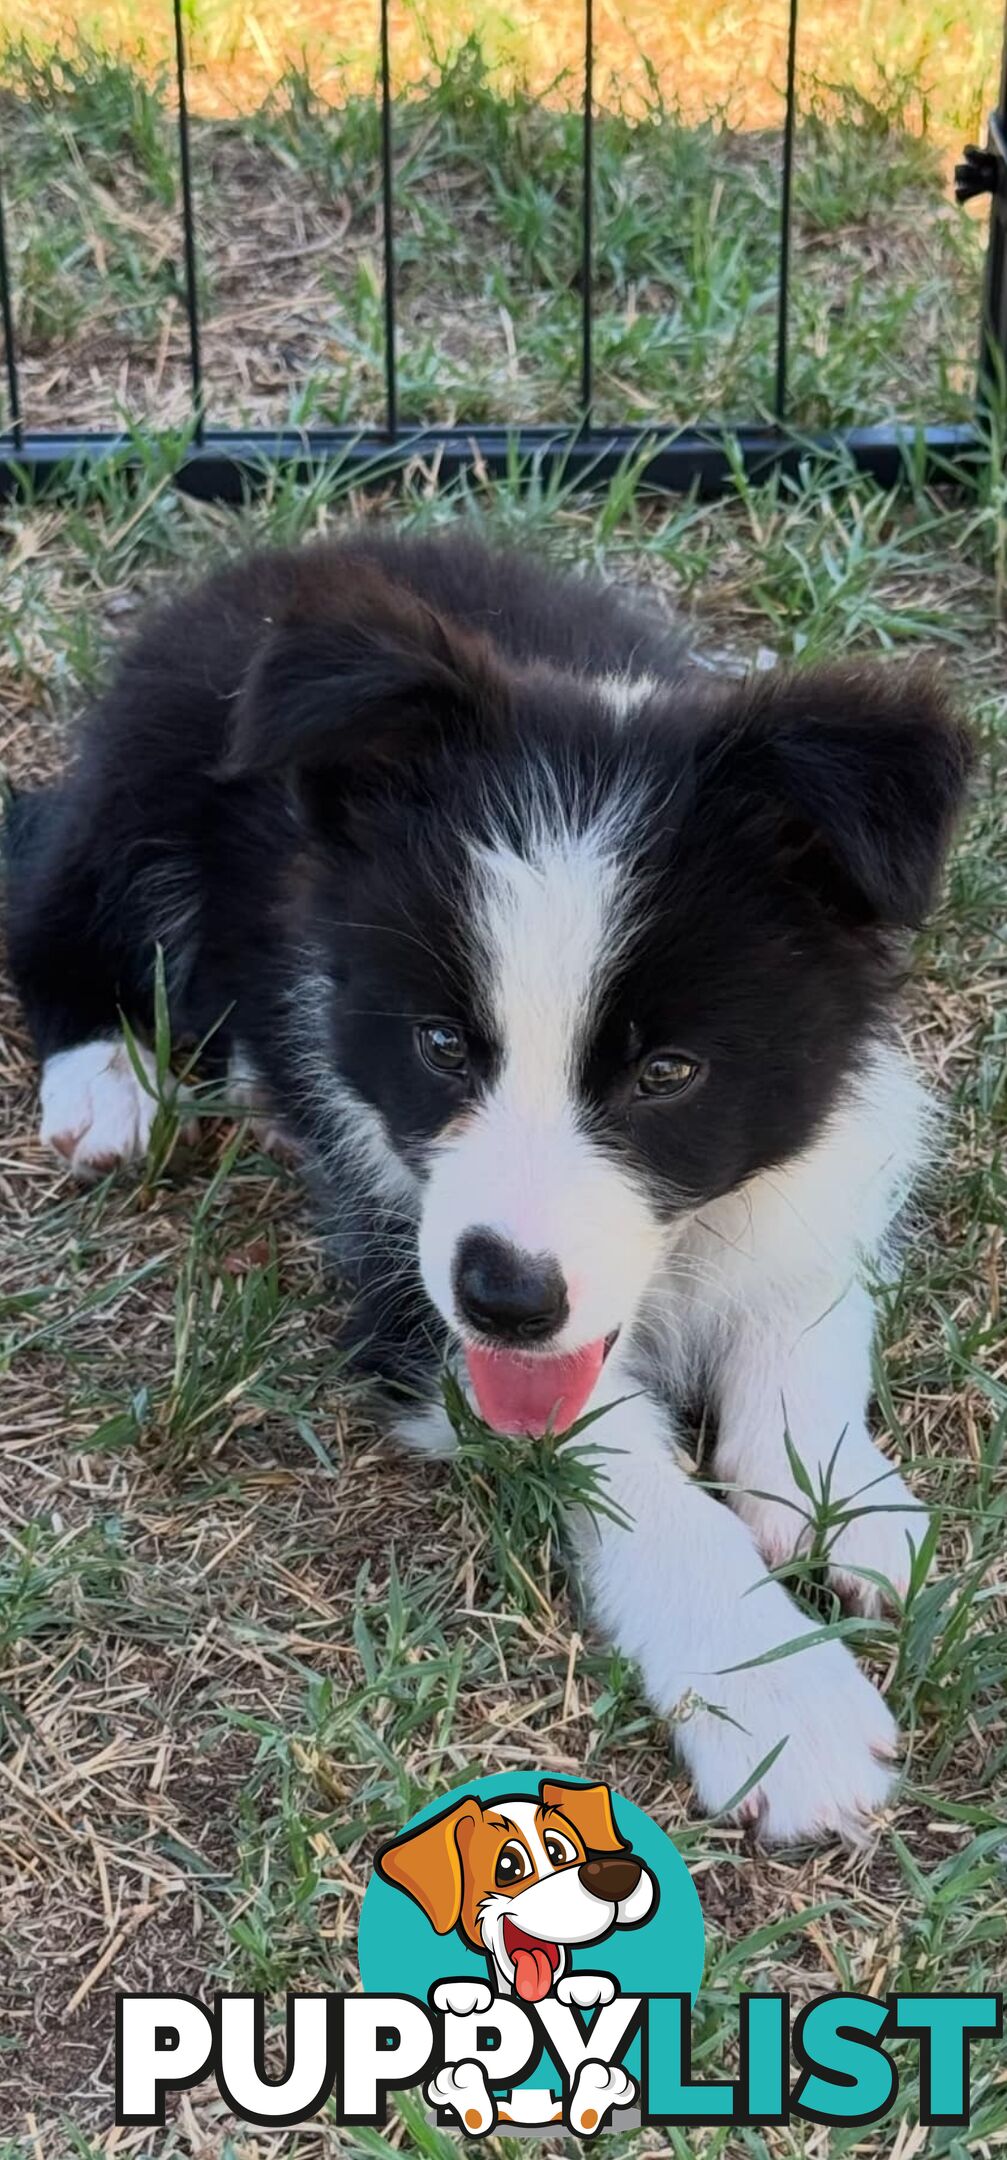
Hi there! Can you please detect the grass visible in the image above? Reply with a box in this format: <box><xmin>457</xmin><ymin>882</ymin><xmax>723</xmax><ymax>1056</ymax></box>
<box><xmin>0</xmin><ymin>17</ymin><xmax>995</xmax><ymax>437</ymax></box>
<box><xmin>0</xmin><ymin>7</ymin><xmax>1005</xmax><ymax>2150</ymax></box>
<box><xmin>1</xmin><ymin>426</ymin><xmax>1004</xmax><ymax>2152</ymax></box>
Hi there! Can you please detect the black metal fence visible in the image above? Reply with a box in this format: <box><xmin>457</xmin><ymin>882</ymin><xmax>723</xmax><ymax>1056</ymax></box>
<box><xmin>1</xmin><ymin>0</ymin><xmax>1006</xmax><ymax>501</ymax></box>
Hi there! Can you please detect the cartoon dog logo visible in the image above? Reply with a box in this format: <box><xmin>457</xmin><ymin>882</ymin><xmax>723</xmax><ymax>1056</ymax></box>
<box><xmin>375</xmin><ymin>1777</ymin><xmax>657</xmax><ymax>2132</ymax></box>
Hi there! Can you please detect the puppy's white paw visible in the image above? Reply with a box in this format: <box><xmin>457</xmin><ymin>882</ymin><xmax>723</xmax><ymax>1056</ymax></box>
<box><xmin>40</xmin><ymin>1039</ymin><xmax>161</xmax><ymax>1179</ymax></box>
<box><xmin>675</xmin><ymin>1635</ymin><xmax>899</xmax><ymax>1846</ymax></box>
<box><xmin>824</xmin><ymin>1481</ymin><xmax>928</xmax><ymax>1615</ymax></box>
<box><xmin>426</xmin><ymin>2060</ymin><xmax>495</xmax><ymax>2134</ymax></box>
<box><xmin>556</xmin><ymin>1973</ymin><xmax>615</xmax><ymax>2010</ymax></box>
<box><xmin>734</xmin><ymin>1459</ymin><xmax>927</xmax><ymax>1616</ymax></box>
<box><xmin>393</xmin><ymin>1402</ymin><xmax>459</xmax><ymax>1459</ymax></box>
<box><xmin>431</xmin><ymin>1980</ymin><xmax>494</xmax><ymax>2016</ymax></box>
<box><xmin>569</xmin><ymin>2060</ymin><xmax>636</xmax><ymax>2135</ymax></box>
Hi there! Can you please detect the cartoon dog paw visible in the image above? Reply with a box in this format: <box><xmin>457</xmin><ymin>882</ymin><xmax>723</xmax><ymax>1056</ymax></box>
<box><xmin>555</xmin><ymin>1973</ymin><xmax>616</xmax><ymax>2010</ymax></box>
<box><xmin>426</xmin><ymin>2060</ymin><xmax>496</xmax><ymax>2135</ymax></box>
<box><xmin>430</xmin><ymin>1980</ymin><xmax>494</xmax><ymax>2017</ymax></box>
<box><xmin>569</xmin><ymin>2059</ymin><xmax>637</xmax><ymax>2135</ymax></box>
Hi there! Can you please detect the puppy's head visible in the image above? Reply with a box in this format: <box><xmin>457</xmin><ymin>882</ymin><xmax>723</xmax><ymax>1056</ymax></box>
<box><xmin>228</xmin><ymin>567</ymin><xmax>972</xmax><ymax>1431</ymax></box>
<box><xmin>376</xmin><ymin>1780</ymin><xmax>655</xmax><ymax>1999</ymax></box>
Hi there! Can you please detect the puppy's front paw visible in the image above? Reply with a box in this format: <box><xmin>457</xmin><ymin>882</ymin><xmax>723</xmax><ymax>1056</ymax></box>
<box><xmin>40</xmin><ymin>1039</ymin><xmax>162</xmax><ymax>1179</ymax></box>
<box><xmin>556</xmin><ymin>1973</ymin><xmax>615</xmax><ymax>2010</ymax></box>
<box><xmin>393</xmin><ymin>1401</ymin><xmax>459</xmax><ymax>1459</ymax></box>
<box><xmin>675</xmin><ymin>1635</ymin><xmax>899</xmax><ymax>1846</ymax></box>
<box><xmin>824</xmin><ymin>1480</ymin><xmax>928</xmax><ymax>1615</ymax></box>
<box><xmin>426</xmin><ymin>2060</ymin><xmax>495</xmax><ymax>2135</ymax></box>
<box><xmin>569</xmin><ymin>2060</ymin><xmax>636</xmax><ymax>2135</ymax></box>
<box><xmin>730</xmin><ymin>1446</ymin><xmax>927</xmax><ymax>1616</ymax></box>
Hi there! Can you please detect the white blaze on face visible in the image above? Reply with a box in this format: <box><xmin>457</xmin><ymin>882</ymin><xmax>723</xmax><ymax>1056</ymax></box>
<box><xmin>417</xmin><ymin>788</ymin><xmax>665</xmax><ymax>1352</ymax></box>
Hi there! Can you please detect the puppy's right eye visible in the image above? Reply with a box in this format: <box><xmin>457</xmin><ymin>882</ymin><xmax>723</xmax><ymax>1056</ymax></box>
<box><xmin>416</xmin><ymin>1021</ymin><xmax>468</xmax><ymax>1078</ymax></box>
<box><xmin>495</xmin><ymin>1841</ymin><xmax>532</xmax><ymax>1887</ymax></box>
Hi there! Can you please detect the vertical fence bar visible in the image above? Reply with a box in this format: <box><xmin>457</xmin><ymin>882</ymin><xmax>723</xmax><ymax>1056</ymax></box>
<box><xmin>173</xmin><ymin>0</ymin><xmax>205</xmax><ymax>443</ymax></box>
<box><xmin>977</xmin><ymin>2</ymin><xmax>1007</xmax><ymax>406</ymax></box>
<box><xmin>0</xmin><ymin>164</ymin><xmax>22</xmax><ymax>447</ymax></box>
<box><xmin>774</xmin><ymin>0</ymin><xmax>799</xmax><ymax>424</ymax></box>
<box><xmin>580</xmin><ymin>0</ymin><xmax>594</xmax><ymax>423</ymax></box>
<box><xmin>380</xmin><ymin>0</ymin><xmax>398</xmax><ymax>440</ymax></box>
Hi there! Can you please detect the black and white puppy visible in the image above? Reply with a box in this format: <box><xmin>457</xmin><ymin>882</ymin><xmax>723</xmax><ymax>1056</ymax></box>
<box><xmin>7</xmin><ymin>534</ymin><xmax>972</xmax><ymax>1842</ymax></box>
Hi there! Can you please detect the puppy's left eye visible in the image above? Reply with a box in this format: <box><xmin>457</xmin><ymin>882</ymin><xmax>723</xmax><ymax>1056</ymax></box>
<box><xmin>544</xmin><ymin>1832</ymin><xmax>577</xmax><ymax>1867</ymax></box>
<box><xmin>637</xmin><ymin>1050</ymin><xmax>701</xmax><ymax>1099</ymax></box>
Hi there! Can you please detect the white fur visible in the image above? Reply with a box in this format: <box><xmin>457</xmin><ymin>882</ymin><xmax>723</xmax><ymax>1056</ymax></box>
<box><xmin>686</xmin><ymin>1040</ymin><xmax>932</xmax><ymax>1314</ymax></box>
<box><xmin>402</xmin><ymin>1042</ymin><xmax>924</xmax><ymax>1842</ymax></box>
<box><xmin>392</xmin><ymin>1398</ymin><xmax>459</xmax><ymax>1457</ymax></box>
<box><xmin>577</xmin><ymin>1339</ymin><xmax>899</xmax><ymax>1845</ymax></box>
<box><xmin>565</xmin><ymin>1048</ymin><xmax>925</xmax><ymax>1840</ymax></box>
<box><xmin>713</xmin><ymin>1283</ymin><xmax>926</xmax><ymax>1613</ymax></box>
<box><xmin>596</xmin><ymin>672</ymin><xmax>661</xmax><ymax>723</ymax></box>
<box><xmin>655</xmin><ymin>1040</ymin><xmax>931</xmax><ymax>1609</ymax></box>
<box><xmin>419</xmin><ymin>793</ymin><xmax>665</xmax><ymax>1345</ymax></box>
<box><xmin>419</xmin><ymin>1092</ymin><xmax>662</xmax><ymax>1351</ymax></box>
<box><xmin>286</xmin><ymin>963</ymin><xmax>419</xmax><ymax>1212</ymax></box>
<box><xmin>40</xmin><ymin>1038</ymin><xmax>161</xmax><ymax>1178</ymax></box>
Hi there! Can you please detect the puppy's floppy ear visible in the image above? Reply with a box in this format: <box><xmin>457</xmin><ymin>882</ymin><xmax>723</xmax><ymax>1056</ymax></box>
<box><xmin>375</xmin><ymin>1799</ymin><xmax>482</xmax><ymax>1934</ymax></box>
<box><xmin>696</xmin><ymin>666</ymin><xmax>973</xmax><ymax>928</ymax></box>
<box><xmin>540</xmin><ymin>1780</ymin><xmax>628</xmax><ymax>1855</ymax></box>
<box><xmin>220</xmin><ymin>565</ymin><xmax>505</xmax><ymax>791</ymax></box>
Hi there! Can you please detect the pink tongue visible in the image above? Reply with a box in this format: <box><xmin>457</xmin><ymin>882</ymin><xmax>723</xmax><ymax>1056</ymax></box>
<box><xmin>465</xmin><ymin>1341</ymin><xmax>606</xmax><ymax>1437</ymax></box>
<box><xmin>512</xmin><ymin>1946</ymin><xmax>555</xmax><ymax>2003</ymax></box>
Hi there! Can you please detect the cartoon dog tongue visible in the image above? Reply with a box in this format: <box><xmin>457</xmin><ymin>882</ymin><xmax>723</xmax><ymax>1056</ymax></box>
<box><xmin>465</xmin><ymin>1340</ymin><xmax>606</xmax><ymax>1437</ymax></box>
<box><xmin>511</xmin><ymin>1944</ymin><xmax>556</xmax><ymax>2003</ymax></box>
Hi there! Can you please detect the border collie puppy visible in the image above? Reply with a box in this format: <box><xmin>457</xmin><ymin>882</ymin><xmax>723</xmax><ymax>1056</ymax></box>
<box><xmin>7</xmin><ymin>534</ymin><xmax>971</xmax><ymax>1843</ymax></box>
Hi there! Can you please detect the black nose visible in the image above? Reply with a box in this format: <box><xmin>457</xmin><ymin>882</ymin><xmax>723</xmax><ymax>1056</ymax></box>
<box><xmin>453</xmin><ymin>1229</ymin><xmax>569</xmax><ymax>1345</ymax></box>
<box><xmin>578</xmin><ymin>1855</ymin><xmax>642</xmax><ymax>1903</ymax></box>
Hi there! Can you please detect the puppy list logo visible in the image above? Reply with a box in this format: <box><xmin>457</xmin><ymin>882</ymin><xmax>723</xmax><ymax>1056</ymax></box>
<box><xmin>361</xmin><ymin>1772</ymin><xmax>699</xmax><ymax>2134</ymax></box>
<box><xmin>115</xmin><ymin>1773</ymin><xmax>1001</xmax><ymax>2134</ymax></box>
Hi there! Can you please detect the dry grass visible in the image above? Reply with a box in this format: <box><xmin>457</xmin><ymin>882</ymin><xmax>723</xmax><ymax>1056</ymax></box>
<box><xmin>0</xmin><ymin>445</ymin><xmax>1005</xmax><ymax>2152</ymax></box>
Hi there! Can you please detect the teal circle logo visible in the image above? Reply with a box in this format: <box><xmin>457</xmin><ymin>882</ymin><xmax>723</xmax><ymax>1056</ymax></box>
<box><xmin>358</xmin><ymin>1772</ymin><xmax>704</xmax><ymax>2130</ymax></box>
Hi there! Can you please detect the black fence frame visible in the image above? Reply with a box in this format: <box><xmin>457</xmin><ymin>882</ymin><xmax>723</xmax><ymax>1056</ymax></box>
<box><xmin>1</xmin><ymin>0</ymin><xmax>1006</xmax><ymax>501</ymax></box>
